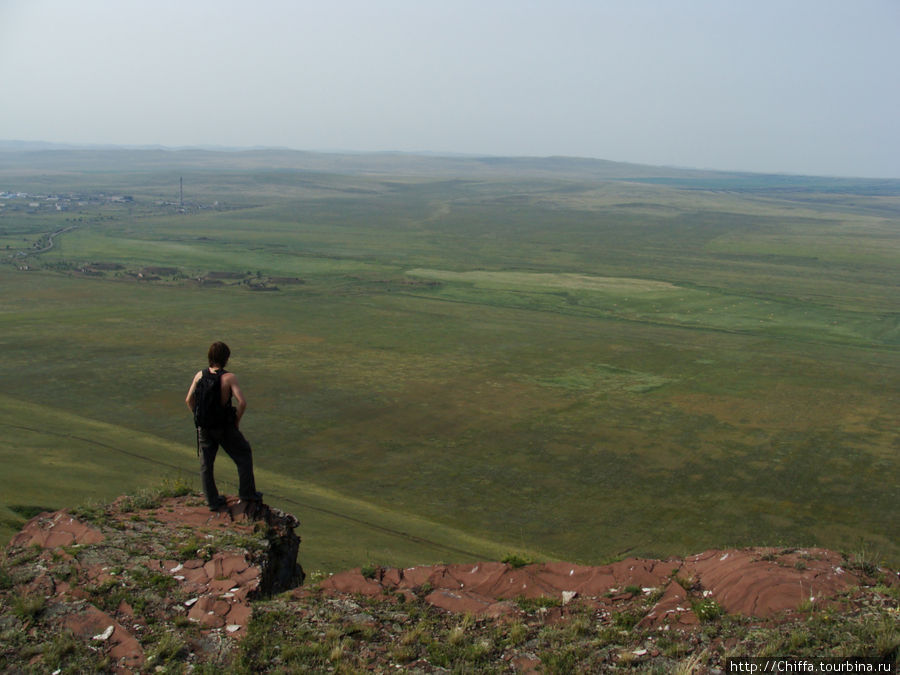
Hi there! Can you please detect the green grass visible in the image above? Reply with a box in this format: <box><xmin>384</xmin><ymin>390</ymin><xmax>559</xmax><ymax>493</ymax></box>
<box><xmin>1</xmin><ymin>152</ymin><xmax>898</xmax><ymax>570</ymax></box>
<box><xmin>0</xmin><ymin>394</ymin><xmax>530</xmax><ymax>571</ymax></box>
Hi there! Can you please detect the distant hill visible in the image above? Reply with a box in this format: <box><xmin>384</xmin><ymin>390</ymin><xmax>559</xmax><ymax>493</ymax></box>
<box><xmin>3</xmin><ymin>141</ymin><xmax>898</xmax><ymax>193</ymax></box>
<box><xmin>0</xmin><ymin>141</ymin><xmax>687</xmax><ymax>178</ymax></box>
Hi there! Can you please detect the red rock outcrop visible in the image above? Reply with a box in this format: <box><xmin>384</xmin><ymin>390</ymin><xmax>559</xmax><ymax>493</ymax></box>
<box><xmin>321</xmin><ymin>547</ymin><xmax>897</xmax><ymax>628</ymax></box>
<box><xmin>10</xmin><ymin>510</ymin><xmax>105</xmax><ymax>549</ymax></box>
<box><xmin>63</xmin><ymin>604</ymin><xmax>144</xmax><ymax>672</ymax></box>
<box><xmin>2</xmin><ymin>493</ymin><xmax>302</xmax><ymax>673</ymax></box>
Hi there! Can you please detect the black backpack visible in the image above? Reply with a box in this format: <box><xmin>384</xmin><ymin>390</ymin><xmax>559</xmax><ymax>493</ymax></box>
<box><xmin>193</xmin><ymin>368</ymin><xmax>229</xmax><ymax>428</ymax></box>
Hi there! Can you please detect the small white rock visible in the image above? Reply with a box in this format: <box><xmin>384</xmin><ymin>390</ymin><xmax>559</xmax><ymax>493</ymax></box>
<box><xmin>92</xmin><ymin>625</ymin><xmax>114</xmax><ymax>641</ymax></box>
<box><xmin>633</xmin><ymin>649</ymin><xmax>647</xmax><ymax>656</ymax></box>
<box><xmin>170</xmin><ymin>564</ymin><xmax>183</xmax><ymax>573</ymax></box>
<box><xmin>184</xmin><ymin>597</ymin><xmax>198</xmax><ymax>607</ymax></box>
<box><xmin>561</xmin><ymin>591</ymin><xmax>577</xmax><ymax>605</ymax></box>
<box><xmin>225</xmin><ymin>624</ymin><xmax>241</xmax><ymax>633</ymax></box>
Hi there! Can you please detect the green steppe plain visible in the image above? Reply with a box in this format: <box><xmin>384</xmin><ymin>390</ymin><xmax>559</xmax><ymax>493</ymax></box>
<box><xmin>0</xmin><ymin>152</ymin><xmax>897</xmax><ymax>571</ymax></box>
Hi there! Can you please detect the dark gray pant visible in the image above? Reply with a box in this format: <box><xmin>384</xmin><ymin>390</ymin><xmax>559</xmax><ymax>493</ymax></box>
<box><xmin>198</xmin><ymin>425</ymin><xmax>258</xmax><ymax>505</ymax></box>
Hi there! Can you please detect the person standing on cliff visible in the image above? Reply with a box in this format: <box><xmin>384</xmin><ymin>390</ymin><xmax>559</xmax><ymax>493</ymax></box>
<box><xmin>185</xmin><ymin>341</ymin><xmax>262</xmax><ymax>510</ymax></box>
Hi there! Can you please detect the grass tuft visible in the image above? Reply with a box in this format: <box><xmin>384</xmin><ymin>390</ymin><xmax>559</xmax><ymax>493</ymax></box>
<box><xmin>502</xmin><ymin>553</ymin><xmax>535</xmax><ymax>569</ymax></box>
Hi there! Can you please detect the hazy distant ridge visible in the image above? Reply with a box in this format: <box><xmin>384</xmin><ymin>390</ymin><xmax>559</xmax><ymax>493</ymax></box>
<box><xmin>2</xmin><ymin>141</ymin><xmax>899</xmax><ymax>191</ymax></box>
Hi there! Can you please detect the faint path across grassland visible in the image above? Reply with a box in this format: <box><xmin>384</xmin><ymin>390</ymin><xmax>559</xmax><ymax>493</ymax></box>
<box><xmin>7</xmin><ymin>224</ymin><xmax>79</xmax><ymax>259</ymax></box>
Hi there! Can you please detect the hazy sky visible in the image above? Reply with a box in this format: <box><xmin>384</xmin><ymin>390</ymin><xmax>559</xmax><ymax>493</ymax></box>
<box><xmin>1</xmin><ymin>0</ymin><xmax>898</xmax><ymax>177</ymax></box>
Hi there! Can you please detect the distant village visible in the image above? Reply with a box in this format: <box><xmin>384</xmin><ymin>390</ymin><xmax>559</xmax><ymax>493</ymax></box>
<box><xmin>0</xmin><ymin>190</ymin><xmax>137</xmax><ymax>212</ymax></box>
<box><xmin>1</xmin><ymin>191</ymin><xmax>302</xmax><ymax>289</ymax></box>
<box><xmin>0</xmin><ymin>189</ymin><xmax>221</xmax><ymax>213</ymax></box>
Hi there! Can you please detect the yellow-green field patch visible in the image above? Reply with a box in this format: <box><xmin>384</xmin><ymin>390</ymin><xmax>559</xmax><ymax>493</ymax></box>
<box><xmin>407</xmin><ymin>268</ymin><xmax>678</xmax><ymax>293</ymax></box>
<box><xmin>528</xmin><ymin>363</ymin><xmax>673</xmax><ymax>394</ymax></box>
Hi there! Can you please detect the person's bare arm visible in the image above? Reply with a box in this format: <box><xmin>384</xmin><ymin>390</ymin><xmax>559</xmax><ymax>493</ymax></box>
<box><xmin>221</xmin><ymin>372</ymin><xmax>247</xmax><ymax>427</ymax></box>
<box><xmin>185</xmin><ymin>371</ymin><xmax>203</xmax><ymax>412</ymax></box>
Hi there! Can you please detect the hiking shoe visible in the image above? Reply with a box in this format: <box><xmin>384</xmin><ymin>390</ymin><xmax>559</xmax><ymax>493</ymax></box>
<box><xmin>208</xmin><ymin>496</ymin><xmax>228</xmax><ymax>511</ymax></box>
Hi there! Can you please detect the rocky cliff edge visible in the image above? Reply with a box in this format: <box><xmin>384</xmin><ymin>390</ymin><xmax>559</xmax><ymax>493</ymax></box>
<box><xmin>1</xmin><ymin>493</ymin><xmax>897</xmax><ymax>673</ymax></box>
